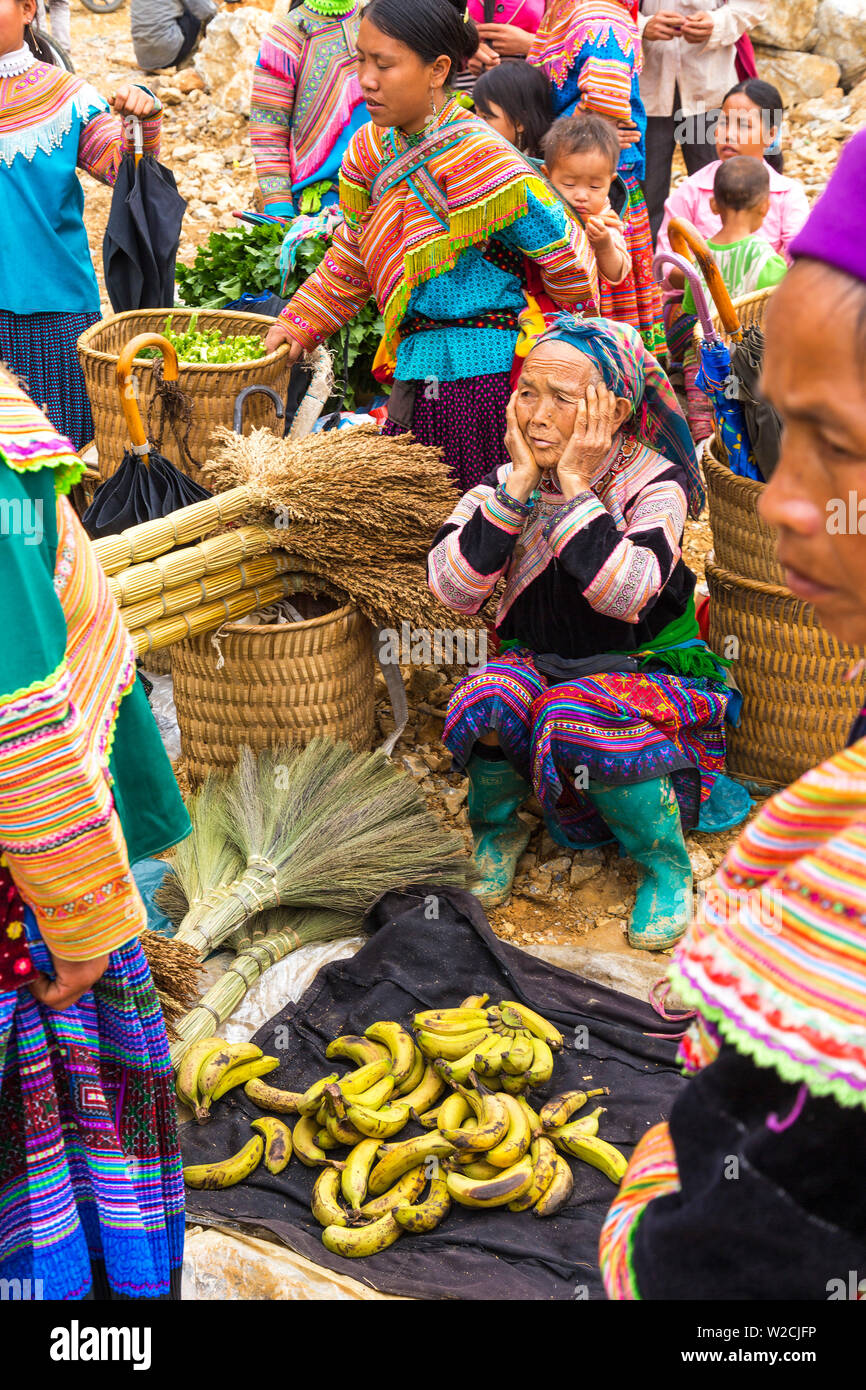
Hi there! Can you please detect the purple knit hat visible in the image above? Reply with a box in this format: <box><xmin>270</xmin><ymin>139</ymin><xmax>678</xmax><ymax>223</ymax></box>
<box><xmin>789</xmin><ymin>129</ymin><xmax>866</xmax><ymax>282</ymax></box>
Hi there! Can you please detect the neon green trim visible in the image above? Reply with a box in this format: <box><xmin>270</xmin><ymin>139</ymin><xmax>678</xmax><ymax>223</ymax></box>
<box><xmin>0</xmin><ymin>657</ymin><xmax>67</xmax><ymax>711</ymax></box>
<box><xmin>0</xmin><ymin>447</ymin><xmax>85</xmax><ymax>497</ymax></box>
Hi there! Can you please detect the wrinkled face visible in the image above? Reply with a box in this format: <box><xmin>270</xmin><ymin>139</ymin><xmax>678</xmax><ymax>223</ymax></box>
<box><xmin>716</xmin><ymin>93</ymin><xmax>775</xmax><ymax>163</ymax></box>
<box><xmin>0</xmin><ymin>0</ymin><xmax>34</xmax><ymax>53</ymax></box>
<box><xmin>356</xmin><ymin>18</ymin><xmax>449</xmax><ymax>134</ymax></box>
<box><xmin>545</xmin><ymin>148</ymin><xmax>613</xmax><ymax>221</ymax></box>
<box><xmin>516</xmin><ymin>341</ymin><xmax>604</xmax><ymax>469</ymax></box>
<box><xmin>760</xmin><ymin>260</ymin><xmax>866</xmax><ymax>646</ymax></box>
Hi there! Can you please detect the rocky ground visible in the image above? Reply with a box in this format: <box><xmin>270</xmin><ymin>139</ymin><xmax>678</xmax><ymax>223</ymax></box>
<box><xmin>71</xmin><ymin>4</ymin><xmax>865</xmax><ymax>964</ymax></box>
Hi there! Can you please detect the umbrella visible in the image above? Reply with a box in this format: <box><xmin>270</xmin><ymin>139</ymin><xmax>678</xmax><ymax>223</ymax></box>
<box><xmin>103</xmin><ymin>116</ymin><xmax>187</xmax><ymax>313</ymax></box>
<box><xmin>727</xmin><ymin>325</ymin><xmax>782</xmax><ymax>481</ymax></box>
<box><xmin>82</xmin><ymin>333</ymin><xmax>211</xmax><ymax>539</ymax></box>
<box><xmin>654</xmin><ymin>219</ymin><xmax>758</xmax><ymax>480</ymax></box>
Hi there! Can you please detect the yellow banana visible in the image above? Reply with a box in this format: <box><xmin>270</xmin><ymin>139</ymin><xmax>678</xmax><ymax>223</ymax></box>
<box><xmin>209</xmin><ymin>1056</ymin><xmax>279</xmax><ymax>1106</ymax></box>
<box><xmin>456</xmin><ymin>1157</ymin><xmax>501</xmax><ymax>1179</ymax></box>
<box><xmin>471</xmin><ymin>1033</ymin><xmax>512</xmax><ymax>1077</ymax></box>
<box><xmin>399</xmin><ymin>1065</ymin><xmax>446</xmax><ymax>1115</ymax></box>
<box><xmin>393</xmin><ymin>1173</ymin><xmax>451</xmax><ymax>1233</ymax></box>
<box><xmin>516</xmin><ymin>1096</ymin><xmax>544</xmax><ymax>1136</ymax></box>
<box><xmin>499</xmin><ymin>1001</ymin><xmax>564</xmax><ymax>1050</ymax></box>
<box><xmin>336</xmin><ymin>1058</ymin><xmax>392</xmax><ymax>1097</ymax></box>
<box><xmin>415</xmin><ymin>1027</ymin><xmax>494</xmax><ymax>1062</ymax></box>
<box><xmin>324</xmin><ymin>1107</ymin><xmax>365</xmax><ymax>1147</ymax></box>
<box><xmin>533</xmin><ymin>1153</ymin><xmax>574</xmax><ymax>1217</ymax></box>
<box><xmin>549</xmin><ymin>1107</ymin><xmax>605</xmax><ymax>1149</ymax></box>
<box><xmin>508</xmin><ymin>1136</ymin><xmax>558</xmax><ymax>1211</ymax></box>
<box><xmin>321</xmin><ymin>1212</ymin><xmax>402</xmax><ymax>1258</ymax></box>
<box><xmin>341</xmin><ymin>1138</ymin><xmax>381</xmax><ymax>1213</ymax></box>
<box><xmin>364</xmin><ymin>1022</ymin><xmax>416</xmax><ymax>1084</ymax></box>
<box><xmin>293</xmin><ymin>1113</ymin><xmax>345</xmax><ymax>1168</ymax></box>
<box><xmin>540</xmin><ymin>1088</ymin><xmax>608</xmax><ymax>1132</ymax></box>
<box><xmin>499</xmin><ymin>1072</ymin><xmax>531</xmax><ymax>1096</ymax></box>
<box><xmin>244</xmin><ymin>1078</ymin><xmax>304</xmax><ymax>1113</ymax></box>
<box><xmin>524</xmin><ymin>1037</ymin><xmax>554</xmax><ymax>1086</ymax></box>
<box><xmin>315</xmin><ymin>1127</ymin><xmax>341</xmax><ymax>1151</ymax></box>
<box><xmin>437</xmin><ymin>1092</ymin><xmax>472</xmax><ymax>1131</ymax></box>
<box><xmin>346</xmin><ymin>1076</ymin><xmax>395</xmax><ymax>1111</ymax></box>
<box><xmin>460</xmin><ymin>994</ymin><xmax>489</xmax><ymax>1009</ymax></box>
<box><xmin>183</xmin><ymin>1135</ymin><xmax>263</xmax><ymax>1190</ymax></box>
<box><xmin>345</xmin><ymin>1101</ymin><xmax>411</xmax><ymax>1140</ymax></box>
<box><xmin>500</xmin><ymin>1033</ymin><xmax>535</xmax><ymax>1075</ymax></box>
<box><xmin>297</xmin><ymin>1073</ymin><xmax>340</xmax><ymax>1116</ymax></box>
<box><xmin>433</xmin><ymin>1044</ymin><xmax>491</xmax><ymax>1085</ymax></box>
<box><xmin>175</xmin><ymin>1037</ymin><xmax>224</xmax><ymax>1111</ymax></box>
<box><xmin>312</xmin><ymin>1166</ymin><xmax>349</xmax><ymax>1228</ymax></box>
<box><xmin>393</xmin><ymin>1045</ymin><xmax>426</xmax><ymax>1097</ymax></box>
<box><xmin>325</xmin><ymin>1035</ymin><xmax>389</xmax><ymax>1066</ymax></box>
<box><xmin>360</xmin><ymin>1164</ymin><xmax>427</xmax><ymax>1217</ymax></box>
<box><xmin>367</xmin><ymin>1133</ymin><xmax>454</xmax><ymax>1196</ymax></box>
<box><xmin>439</xmin><ymin>1089</ymin><xmax>509</xmax><ymax>1153</ymax></box>
<box><xmin>563</xmin><ymin>1134</ymin><xmax>628</xmax><ymax>1184</ymax></box>
<box><xmin>250</xmin><ymin>1117</ymin><xmax>293</xmax><ymax>1174</ymax></box>
<box><xmin>413</xmin><ymin>1008</ymin><xmax>493</xmax><ymax>1034</ymax></box>
<box><xmin>415</xmin><ymin>1103</ymin><xmax>444</xmax><ymax>1130</ymax></box>
<box><xmin>447</xmin><ymin>1155</ymin><xmax>534</xmax><ymax>1208</ymax></box>
<box><xmin>197</xmin><ymin>1042</ymin><xmax>263</xmax><ymax>1107</ymax></box>
<box><xmin>486</xmin><ymin>1094</ymin><xmax>532</xmax><ymax>1169</ymax></box>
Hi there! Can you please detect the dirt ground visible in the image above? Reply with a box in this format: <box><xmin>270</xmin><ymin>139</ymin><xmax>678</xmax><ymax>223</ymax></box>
<box><xmin>70</xmin><ymin>5</ymin><xmax>858</xmax><ymax>962</ymax></box>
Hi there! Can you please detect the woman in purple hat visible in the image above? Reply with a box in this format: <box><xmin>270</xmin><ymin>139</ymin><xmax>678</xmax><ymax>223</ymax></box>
<box><xmin>599</xmin><ymin>131</ymin><xmax>866</xmax><ymax>1300</ymax></box>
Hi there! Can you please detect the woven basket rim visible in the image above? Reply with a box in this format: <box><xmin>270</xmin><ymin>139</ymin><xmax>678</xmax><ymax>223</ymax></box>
<box><xmin>695</xmin><ymin>286</ymin><xmax>776</xmax><ymax>343</ymax></box>
<box><xmin>706</xmin><ymin>557</ymin><xmax>789</xmax><ymax>600</ymax></box>
<box><xmin>77</xmin><ymin>308</ymin><xmax>290</xmax><ymax>373</ymax></box>
<box><xmin>703</xmin><ymin>445</ymin><xmax>765</xmax><ymax>500</ymax></box>
<box><xmin>220</xmin><ymin>597</ymin><xmax>361</xmax><ymax>637</ymax></box>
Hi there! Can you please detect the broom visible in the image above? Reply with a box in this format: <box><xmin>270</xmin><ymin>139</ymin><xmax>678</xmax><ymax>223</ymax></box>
<box><xmin>158</xmin><ymin>772</ymin><xmax>245</xmax><ymax>936</ymax></box>
<box><xmin>168</xmin><ymin>905</ymin><xmax>361</xmax><ymax>1068</ymax></box>
<box><xmin>171</xmin><ymin>739</ymin><xmax>470</xmax><ymax>958</ymax></box>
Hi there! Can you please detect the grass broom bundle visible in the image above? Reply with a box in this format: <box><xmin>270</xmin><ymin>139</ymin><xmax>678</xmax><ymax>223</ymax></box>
<box><xmin>140</xmin><ymin>929</ymin><xmax>204</xmax><ymax>1038</ymax></box>
<box><xmin>171</xmin><ymin>739</ymin><xmax>471</xmax><ymax>958</ymax></box>
<box><xmin>159</xmin><ymin>773</ymin><xmax>244</xmax><ymax>937</ymax></box>
<box><xmin>168</xmin><ymin>905</ymin><xmax>361</xmax><ymax>1068</ymax></box>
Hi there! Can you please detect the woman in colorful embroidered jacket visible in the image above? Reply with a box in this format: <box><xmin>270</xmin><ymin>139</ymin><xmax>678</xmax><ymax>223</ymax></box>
<box><xmin>264</xmin><ymin>0</ymin><xmax>597</xmax><ymax>495</ymax></box>
<box><xmin>250</xmin><ymin>0</ymin><xmax>366</xmax><ymax>218</ymax></box>
<box><xmin>528</xmin><ymin>0</ymin><xmax>665</xmax><ymax>356</ymax></box>
<box><xmin>599</xmin><ymin>134</ymin><xmax>866</xmax><ymax>1300</ymax></box>
<box><xmin>0</xmin><ymin>372</ymin><xmax>191</xmax><ymax>1299</ymax></box>
<box><xmin>0</xmin><ymin>0</ymin><xmax>162</xmax><ymax>451</ymax></box>
<box><xmin>428</xmin><ymin>315</ymin><xmax>748</xmax><ymax>949</ymax></box>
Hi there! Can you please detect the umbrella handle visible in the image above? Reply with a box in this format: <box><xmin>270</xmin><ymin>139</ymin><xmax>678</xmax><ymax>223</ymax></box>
<box><xmin>652</xmin><ymin>249</ymin><xmax>719</xmax><ymax>345</ymax></box>
<box><xmin>233</xmin><ymin>385</ymin><xmax>285</xmax><ymax>435</ymax></box>
<box><xmin>668</xmin><ymin>218</ymin><xmax>743</xmax><ymax>343</ymax></box>
<box><xmin>117</xmin><ymin>333</ymin><xmax>180</xmax><ymax>467</ymax></box>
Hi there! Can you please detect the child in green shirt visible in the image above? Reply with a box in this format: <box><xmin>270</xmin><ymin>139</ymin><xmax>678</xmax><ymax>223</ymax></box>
<box><xmin>683</xmin><ymin>156</ymin><xmax>788</xmax><ymax>316</ymax></box>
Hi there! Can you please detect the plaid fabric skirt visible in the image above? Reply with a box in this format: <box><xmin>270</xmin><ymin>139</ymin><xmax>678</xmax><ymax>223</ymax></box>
<box><xmin>381</xmin><ymin>370</ymin><xmax>513</xmax><ymax>493</ymax></box>
<box><xmin>0</xmin><ymin>911</ymin><xmax>185</xmax><ymax>1301</ymax></box>
<box><xmin>0</xmin><ymin>310</ymin><xmax>99</xmax><ymax>452</ymax></box>
<box><xmin>444</xmin><ymin>652</ymin><xmax>730</xmax><ymax>846</ymax></box>
<box><xmin>599</xmin><ymin>172</ymin><xmax>666</xmax><ymax>358</ymax></box>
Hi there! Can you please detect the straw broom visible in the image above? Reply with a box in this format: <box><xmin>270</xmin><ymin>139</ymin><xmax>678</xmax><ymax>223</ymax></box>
<box><xmin>171</xmin><ymin>739</ymin><xmax>470</xmax><ymax>958</ymax></box>
<box><xmin>140</xmin><ymin>929</ymin><xmax>204</xmax><ymax>1038</ymax></box>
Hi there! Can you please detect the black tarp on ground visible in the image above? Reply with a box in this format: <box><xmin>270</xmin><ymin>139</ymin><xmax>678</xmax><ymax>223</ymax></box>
<box><xmin>181</xmin><ymin>889</ymin><xmax>688</xmax><ymax>1300</ymax></box>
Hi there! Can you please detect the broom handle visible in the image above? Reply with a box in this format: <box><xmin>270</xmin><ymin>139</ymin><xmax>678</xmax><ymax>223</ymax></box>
<box><xmin>105</xmin><ymin>523</ymin><xmax>275</xmax><ymax>607</ymax></box>
<box><xmin>116</xmin><ymin>333</ymin><xmax>181</xmax><ymax>468</ymax></box>
<box><xmin>127</xmin><ymin>570</ymin><xmax>331</xmax><ymax>657</ymax></box>
<box><xmin>667</xmin><ymin>218</ymin><xmax>743</xmax><ymax>343</ymax></box>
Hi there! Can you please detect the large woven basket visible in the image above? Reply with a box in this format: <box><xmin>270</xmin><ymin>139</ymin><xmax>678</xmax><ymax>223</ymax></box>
<box><xmin>78</xmin><ymin>310</ymin><xmax>291</xmax><ymax>487</ymax></box>
<box><xmin>170</xmin><ymin>598</ymin><xmax>377</xmax><ymax>781</ymax></box>
<box><xmin>707</xmin><ymin>560</ymin><xmax>863</xmax><ymax>786</ymax></box>
<box><xmin>703</xmin><ymin>442</ymin><xmax>784</xmax><ymax>586</ymax></box>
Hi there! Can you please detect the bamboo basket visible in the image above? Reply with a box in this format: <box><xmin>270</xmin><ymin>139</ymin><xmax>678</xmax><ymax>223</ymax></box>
<box><xmin>703</xmin><ymin>442</ymin><xmax>784</xmax><ymax>587</ymax></box>
<box><xmin>171</xmin><ymin>598</ymin><xmax>377</xmax><ymax>781</ymax></box>
<box><xmin>77</xmin><ymin>310</ymin><xmax>291</xmax><ymax>486</ymax></box>
<box><xmin>707</xmin><ymin>560</ymin><xmax>864</xmax><ymax>786</ymax></box>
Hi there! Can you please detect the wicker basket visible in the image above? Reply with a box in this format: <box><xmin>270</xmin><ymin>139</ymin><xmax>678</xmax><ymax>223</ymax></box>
<box><xmin>78</xmin><ymin>310</ymin><xmax>291</xmax><ymax>487</ymax></box>
<box><xmin>707</xmin><ymin>560</ymin><xmax>864</xmax><ymax>786</ymax></box>
<box><xmin>703</xmin><ymin>442</ymin><xmax>784</xmax><ymax>587</ymax></box>
<box><xmin>170</xmin><ymin>597</ymin><xmax>377</xmax><ymax>780</ymax></box>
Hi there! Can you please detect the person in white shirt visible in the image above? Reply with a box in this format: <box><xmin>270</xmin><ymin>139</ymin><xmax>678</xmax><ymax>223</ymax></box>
<box><xmin>638</xmin><ymin>0</ymin><xmax>767</xmax><ymax>241</ymax></box>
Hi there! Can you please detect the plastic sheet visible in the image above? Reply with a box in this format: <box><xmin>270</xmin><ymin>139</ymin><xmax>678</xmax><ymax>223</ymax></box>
<box><xmin>140</xmin><ymin>670</ymin><xmax>182</xmax><ymax>762</ymax></box>
<box><xmin>182</xmin><ymin>1227</ymin><xmax>402</xmax><ymax>1301</ymax></box>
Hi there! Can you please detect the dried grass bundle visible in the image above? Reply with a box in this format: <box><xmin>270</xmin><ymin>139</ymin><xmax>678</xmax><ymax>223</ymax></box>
<box><xmin>140</xmin><ymin>929</ymin><xmax>204</xmax><ymax>1037</ymax></box>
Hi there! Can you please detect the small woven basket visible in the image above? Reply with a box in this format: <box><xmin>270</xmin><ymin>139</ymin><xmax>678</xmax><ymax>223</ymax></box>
<box><xmin>703</xmin><ymin>442</ymin><xmax>784</xmax><ymax>587</ymax></box>
<box><xmin>78</xmin><ymin>310</ymin><xmax>291</xmax><ymax>487</ymax></box>
<box><xmin>170</xmin><ymin>597</ymin><xmax>377</xmax><ymax>780</ymax></box>
<box><xmin>707</xmin><ymin>560</ymin><xmax>864</xmax><ymax>786</ymax></box>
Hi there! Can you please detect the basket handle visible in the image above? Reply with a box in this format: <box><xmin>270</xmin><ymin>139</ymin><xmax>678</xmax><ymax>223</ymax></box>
<box><xmin>668</xmin><ymin>217</ymin><xmax>743</xmax><ymax>342</ymax></box>
<box><xmin>116</xmin><ymin>333</ymin><xmax>179</xmax><ymax>467</ymax></box>
<box><xmin>233</xmin><ymin>384</ymin><xmax>285</xmax><ymax>435</ymax></box>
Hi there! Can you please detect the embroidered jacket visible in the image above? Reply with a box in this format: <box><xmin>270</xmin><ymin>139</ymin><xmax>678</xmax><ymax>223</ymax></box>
<box><xmin>0</xmin><ymin>61</ymin><xmax>160</xmax><ymax>314</ymax></box>
<box><xmin>428</xmin><ymin>440</ymin><xmax>694</xmax><ymax>657</ymax></box>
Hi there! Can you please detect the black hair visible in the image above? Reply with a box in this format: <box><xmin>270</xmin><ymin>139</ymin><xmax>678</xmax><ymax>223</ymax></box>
<box><xmin>362</xmin><ymin>0</ymin><xmax>479</xmax><ymax>81</ymax></box>
<box><xmin>473</xmin><ymin>61</ymin><xmax>552</xmax><ymax>159</ymax></box>
<box><xmin>713</xmin><ymin>154</ymin><xmax>770</xmax><ymax>212</ymax></box>
<box><xmin>542</xmin><ymin>113</ymin><xmax>620</xmax><ymax>175</ymax></box>
<box><xmin>723</xmin><ymin>78</ymin><xmax>785</xmax><ymax>174</ymax></box>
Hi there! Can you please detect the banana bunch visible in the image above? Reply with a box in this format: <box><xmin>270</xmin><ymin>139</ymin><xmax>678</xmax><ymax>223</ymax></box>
<box><xmin>175</xmin><ymin>1036</ymin><xmax>280</xmax><ymax>1124</ymax></box>
<box><xmin>183</xmin><ymin>1116</ymin><xmax>293</xmax><ymax>1189</ymax></box>
<box><xmin>412</xmin><ymin>1000</ymin><xmax>563</xmax><ymax>1094</ymax></box>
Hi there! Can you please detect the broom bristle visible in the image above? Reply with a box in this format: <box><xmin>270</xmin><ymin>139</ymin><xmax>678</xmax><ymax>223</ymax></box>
<box><xmin>141</xmin><ymin>929</ymin><xmax>204</xmax><ymax>1038</ymax></box>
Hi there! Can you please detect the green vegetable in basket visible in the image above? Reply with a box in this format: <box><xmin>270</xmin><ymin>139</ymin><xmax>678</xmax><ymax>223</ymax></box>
<box><xmin>139</xmin><ymin>313</ymin><xmax>268</xmax><ymax>365</ymax></box>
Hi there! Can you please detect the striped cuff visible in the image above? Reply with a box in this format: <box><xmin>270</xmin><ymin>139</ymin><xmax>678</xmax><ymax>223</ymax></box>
<box><xmin>544</xmin><ymin>490</ymin><xmax>606</xmax><ymax>554</ymax></box>
<box><xmin>480</xmin><ymin>484</ymin><xmax>534</xmax><ymax>534</ymax></box>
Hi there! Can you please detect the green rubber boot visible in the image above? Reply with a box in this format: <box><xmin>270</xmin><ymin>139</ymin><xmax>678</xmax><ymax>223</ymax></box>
<box><xmin>586</xmin><ymin>777</ymin><xmax>693</xmax><ymax>951</ymax></box>
<box><xmin>466</xmin><ymin>754</ymin><xmax>531</xmax><ymax>910</ymax></box>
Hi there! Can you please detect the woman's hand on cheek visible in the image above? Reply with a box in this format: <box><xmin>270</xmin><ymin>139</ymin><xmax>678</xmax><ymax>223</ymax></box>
<box><xmin>504</xmin><ymin>391</ymin><xmax>542</xmax><ymax>500</ymax></box>
<box><xmin>556</xmin><ymin>383</ymin><xmax>617</xmax><ymax>497</ymax></box>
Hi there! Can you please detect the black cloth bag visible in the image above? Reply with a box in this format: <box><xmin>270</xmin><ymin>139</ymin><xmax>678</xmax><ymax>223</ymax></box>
<box><xmin>729</xmin><ymin>325</ymin><xmax>783</xmax><ymax>481</ymax></box>
<box><xmin>181</xmin><ymin>889</ymin><xmax>686</xmax><ymax>1300</ymax></box>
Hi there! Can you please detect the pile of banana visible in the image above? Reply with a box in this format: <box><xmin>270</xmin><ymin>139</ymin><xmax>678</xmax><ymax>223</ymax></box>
<box><xmin>178</xmin><ymin>998</ymin><xmax>629</xmax><ymax>1259</ymax></box>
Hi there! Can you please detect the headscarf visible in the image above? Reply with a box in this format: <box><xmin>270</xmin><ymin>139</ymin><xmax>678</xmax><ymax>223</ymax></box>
<box><xmin>789</xmin><ymin>128</ymin><xmax>866</xmax><ymax>286</ymax></box>
<box><xmin>534</xmin><ymin>314</ymin><xmax>705</xmax><ymax>517</ymax></box>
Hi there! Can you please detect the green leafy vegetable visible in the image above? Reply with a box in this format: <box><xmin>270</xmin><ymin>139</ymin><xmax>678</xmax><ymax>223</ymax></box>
<box><xmin>138</xmin><ymin>313</ymin><xmax>268</xmax><ymax>365</ymax></box>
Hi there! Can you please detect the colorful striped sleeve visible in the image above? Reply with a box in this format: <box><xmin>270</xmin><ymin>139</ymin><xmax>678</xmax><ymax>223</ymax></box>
<box><xmin>250</xmin><ymin>21</ymin><xmax>301</xmax><ymax>216</ymax></box>
<box><xmin>500</xmin><ymin>188</ymin><xmax>598</xmax><ymax>310</ymax></box>
<box><xmin>576</xmin><ymin>51</ymin><xmax>633</xmax><ymax>124</ymax></box>
<box><xmin>279</xmin><ymin>213</ymin><xmax>373</xmax><ymax>347</ymax></box>
<box><xmin>599</xmin><ymin>1122</ymin><xmax>681</xmax><ymax>1300</ymax></box>
<box><xmin>428</xmin><ymin>470</ymin><xmax>531</xmax><ymax>615</ymax></box>
<box><xmin>78</xmin><ymin>89</ymin><xmax>162</xmax><ymax>185</ymax></box>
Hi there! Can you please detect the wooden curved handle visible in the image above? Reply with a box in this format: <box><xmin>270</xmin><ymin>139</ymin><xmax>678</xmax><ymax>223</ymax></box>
<box><xmin>116</xmin><ymin>333</ymin><xmax>179</xmax><ymax>453</ymax></box>
<box><xmin>668</xmin><ymin>217</ymin><xmax>743</xmax><ymax>341</ymax></box>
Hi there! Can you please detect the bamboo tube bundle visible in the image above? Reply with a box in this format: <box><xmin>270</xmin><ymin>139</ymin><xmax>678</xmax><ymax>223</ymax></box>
<box><xmin>92</xmin><ymin>487</ymin><xmax>250</xmax><ymax>576</ymax></box>
<box><xmin>119</xmin><ymin>552</ymin><xmax>302</xmax><ymax>631</ymax></box>
<box><xmin>106</xmin><ymin>523</ymin><xmax>274</xmax><ymax>609</ymax></box>
<box><xmin>168</xmin><ymin>907</ymin><xmax>361</xmax><ymax>1068</ymax></box>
